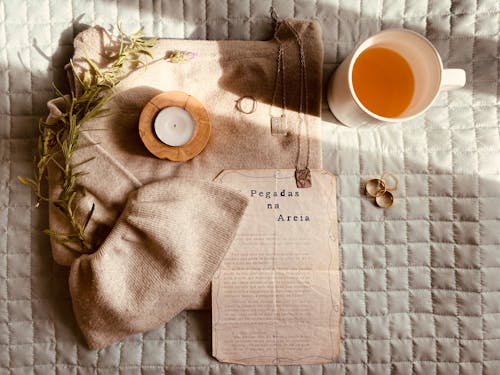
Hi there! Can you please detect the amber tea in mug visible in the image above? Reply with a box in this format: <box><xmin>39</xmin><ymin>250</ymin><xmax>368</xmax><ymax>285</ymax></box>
<box><xmin>352</xmin><ymin>47</ymin><xmax>415</xmax><ymax>118</ymax></box>
<box><xmin>327</xmin><ymin>29</ymin><xmax>466</xmax><ymax>127</ymax></box>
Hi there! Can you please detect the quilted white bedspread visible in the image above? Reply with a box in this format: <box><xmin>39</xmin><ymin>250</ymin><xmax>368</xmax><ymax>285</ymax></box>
<box><xmin>1</xmin><ymin>0</ymin><xmax>500</xmax><ymax>373</ymax></box>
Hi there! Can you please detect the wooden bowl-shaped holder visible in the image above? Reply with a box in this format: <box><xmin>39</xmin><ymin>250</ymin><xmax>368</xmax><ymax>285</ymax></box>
<box><xmin>139</xmin><ymin>91</ymin><xmax>211</xmax><ymax>162</ymax></box>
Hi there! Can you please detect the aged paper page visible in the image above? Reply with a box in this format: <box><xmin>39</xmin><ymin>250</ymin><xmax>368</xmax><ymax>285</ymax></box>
<box><xmin>212</xmin><ymin>169</ymin><xmax>340</xmax><ymax>365</ymax></box>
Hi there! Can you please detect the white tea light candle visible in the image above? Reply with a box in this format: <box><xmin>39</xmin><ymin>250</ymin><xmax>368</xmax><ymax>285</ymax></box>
<box><xmin>154</xmin><ymin>107</ymin><xmax>196</xmax><ymax>146</ymax></box>
<box><xmin>139</xmin><ymin>91</ymin><xmax>211</xmax><ymax>162</ymax></box>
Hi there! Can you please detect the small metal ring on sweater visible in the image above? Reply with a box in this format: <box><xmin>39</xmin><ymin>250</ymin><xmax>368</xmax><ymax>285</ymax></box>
<box><xmin>235</xmin><ymin>96</ymin><xmax>257</xmax><ymax>114</ymax></box>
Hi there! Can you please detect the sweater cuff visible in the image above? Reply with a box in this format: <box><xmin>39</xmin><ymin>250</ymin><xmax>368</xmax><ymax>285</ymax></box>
<box><xmin>69</xmin><ymin>177</ymin><xmax>248</xmax><ymax>349</ymax></box>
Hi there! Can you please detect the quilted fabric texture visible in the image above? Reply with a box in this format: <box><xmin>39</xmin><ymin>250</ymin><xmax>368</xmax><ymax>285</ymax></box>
<box><xmin>1</xmin><ymin>0</ymin><xmax>499</xmax><ymax>374</ymax></box>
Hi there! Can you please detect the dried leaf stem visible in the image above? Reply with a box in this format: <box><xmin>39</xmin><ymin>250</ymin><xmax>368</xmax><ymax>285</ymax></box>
<box><xmin>19</xmin><ymin>25</ymin><xmax>157</xmax><ymax>252</ymax></box>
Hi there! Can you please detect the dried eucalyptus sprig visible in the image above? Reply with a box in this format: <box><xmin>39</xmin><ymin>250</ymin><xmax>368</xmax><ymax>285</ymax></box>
<box><xmin>19</xmin><ymin>25</ymin><xmax>157</xmax><ymax>252</ymax></box>
<box><xmin>166</xmin><ymin>50</ymin><xmax>197</xmax><ymax>63</ymax></box>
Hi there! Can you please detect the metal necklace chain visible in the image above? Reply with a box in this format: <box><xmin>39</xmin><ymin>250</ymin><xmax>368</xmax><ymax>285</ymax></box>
<box><xmin>270</xmin><ymin>14</ymin><xmax>311</xmax><ymax>187</ymax></box>
<box><xmin>270</xmin><ymin>14</ymin><xmax>286</xmax><ymax>121</ymax></box>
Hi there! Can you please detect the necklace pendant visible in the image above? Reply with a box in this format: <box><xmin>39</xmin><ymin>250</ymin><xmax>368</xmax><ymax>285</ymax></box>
<box><xmin>295</xmin><ymin>167</ymin><xmax>312</xmax><ymax>188</ymax></box>
<box><xmin>271</xmin><ymin>114</ymin><xmax>287</xmax><ymax>135</ymax></box>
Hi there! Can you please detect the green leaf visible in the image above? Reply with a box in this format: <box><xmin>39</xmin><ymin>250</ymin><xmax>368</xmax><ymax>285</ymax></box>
<box><xmin>52</xmin><ymin>82</ymin><xmax>65</xmax><ymax>98</ymax></box>
<box><xmin>72</xmin><ymin>156</ymin><xmax>95</xmax><ymax>169</ymax></box>
<box><xmin>51</xmin><ymin>158</ymin><xmax>65</xmax><ymax>173</ymax></box>
<box><xmin>17</xmin><ymin>176</ymin><xmax>36</xmax><ymax>187</ymax></box>
<box><xmin>83</xmin><ymin>203</ymin><xmax>95</xmax><ymax>230</ymax></box>
<box><xmin>138</xmin><ymin>49</ymin><xmax>153</xmax><ymax>58</ymax></box>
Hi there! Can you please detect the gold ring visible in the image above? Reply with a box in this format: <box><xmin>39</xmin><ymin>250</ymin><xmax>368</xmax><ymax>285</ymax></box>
<box><xmin>381</xmin><ymin>172</ymin><xmax>398</xmax><ymax>191</ymax></box>
<box><xmin>375</xmin><ymin>190</ymin><xmax>394</xmax><ymax>208</ymax></box>
<box><xmin>365</xmin><ymin>178</ymin><xmax>386</xmax><ymax>197</ymax></box>
<box><xmin>235</xmin><ymin>96</ymin><xmax>257</xmax><ymax>114</ymax></box>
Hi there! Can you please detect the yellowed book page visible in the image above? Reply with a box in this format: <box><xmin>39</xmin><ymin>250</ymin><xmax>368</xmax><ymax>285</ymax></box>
<box><xmin>212</xmin><ymin>169</ymin><xmax>341</xmax><ymax>365</ymax></box>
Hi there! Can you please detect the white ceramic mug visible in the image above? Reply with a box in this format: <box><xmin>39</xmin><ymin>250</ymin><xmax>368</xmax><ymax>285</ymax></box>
<box><xmin>327</xmin><ymin>29</ymin><xmax>466</xmax><ymax>128</ymax></box>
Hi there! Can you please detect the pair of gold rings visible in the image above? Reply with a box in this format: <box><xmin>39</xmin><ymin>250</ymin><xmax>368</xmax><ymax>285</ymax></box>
<box><xmin>365</xmin><ymin>172</ymin><xmax>398</xmax><ymax>208</ymax></box>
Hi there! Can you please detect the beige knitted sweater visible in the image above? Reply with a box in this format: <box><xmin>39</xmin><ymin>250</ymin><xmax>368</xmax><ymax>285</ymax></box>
<box><xmin>46</xmin><ymin>19</ymin><xmax>323</xmax><ymax>349</ymax></box>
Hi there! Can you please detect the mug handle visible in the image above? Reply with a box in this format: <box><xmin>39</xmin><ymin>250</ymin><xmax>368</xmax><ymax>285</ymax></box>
<box><xmin>441</xmin><ymin>69</ymin><xmax>466</xmax><ymax>91</ymax></box>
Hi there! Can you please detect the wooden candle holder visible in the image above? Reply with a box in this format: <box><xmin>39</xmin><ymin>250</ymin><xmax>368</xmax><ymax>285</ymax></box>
<box><xmin>138</xmin><ymin>91</ymin><xmax>211</xmax><ymax>162</ymax></box>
